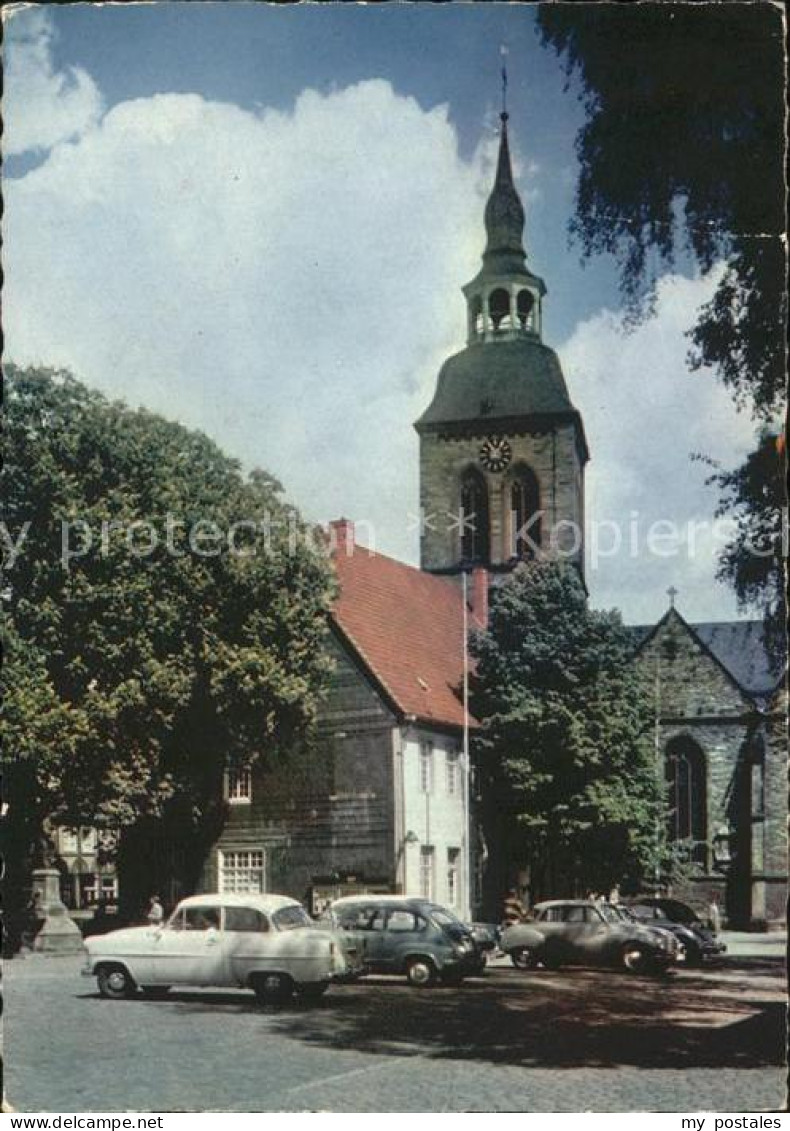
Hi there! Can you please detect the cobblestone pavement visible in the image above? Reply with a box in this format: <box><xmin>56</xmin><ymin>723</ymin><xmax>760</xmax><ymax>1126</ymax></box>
<box><xmin>4</xmin><ymin>951</ymin><xmax>785</xmax><ymax>1113</ymax></box>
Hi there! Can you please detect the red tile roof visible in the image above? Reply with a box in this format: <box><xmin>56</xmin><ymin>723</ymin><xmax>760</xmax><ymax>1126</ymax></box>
<box><xmin>331</xmin><ymin>537</ymin><xmax>475</xmax><ymax>731</ymax></box>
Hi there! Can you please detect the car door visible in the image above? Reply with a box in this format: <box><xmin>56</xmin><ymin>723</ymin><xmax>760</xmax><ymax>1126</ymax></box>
<box><xmin>359</xmin><ymin>907</ymin><xmax>391</xmax><ymax>971</ymax></box>
<box><xmin>532</xmin><ymin>906</ymin><xmax>567</xmax><ymax>958</ymax></box>
<box><xmin>383</xmin><ymin>908</ymin><xmax>427</xmax><ymax>972</ymax></box>
<box><xmin>563</xmin><ymin>906</ymin><xmax>610</xmax><ymax>964</ymax></box>
<box><xmin>154</xmin><ymin>904</ymin><xmax>228</xmax><ymax>987</ymax></box>
<box><xmin>333</xmin><ymin>904</ymin><xmax>378</xmax><ymax>969</ymax></box>
<box><xmin>223</xmin><ymin>905</ymin><xmax>272</xmax><ymax>986</ymax></box>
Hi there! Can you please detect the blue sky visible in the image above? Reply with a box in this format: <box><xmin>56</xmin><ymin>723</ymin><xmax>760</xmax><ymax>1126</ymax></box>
<box><xmin>3</xmin><ymin>3</ymin><xmax>757</xmax><ymax>622</ymax></box>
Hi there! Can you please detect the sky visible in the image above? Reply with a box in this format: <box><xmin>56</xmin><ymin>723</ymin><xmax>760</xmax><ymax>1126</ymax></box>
<box><xmin>2</xmin><ymin>3</ymin><xmax>759</xmax><ymax>624</ymax></box>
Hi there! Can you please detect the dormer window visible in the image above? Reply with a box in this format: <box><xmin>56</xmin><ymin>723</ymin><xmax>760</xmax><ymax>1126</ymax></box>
<box><xmin>226</xmin><ymin>766</ymin><xmax>252</xmax><ymax>804</ymax></box>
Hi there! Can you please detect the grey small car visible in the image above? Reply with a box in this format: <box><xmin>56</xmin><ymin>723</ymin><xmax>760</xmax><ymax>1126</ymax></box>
<box><xmin>501</xmin><ymin>899</ymin><xmax>678</xmax><ymax>974</ymax></box>
<box><xmin>320</xmin><ymin>895</ymin><xmax>481</xmax><ymax>986</ymax></box>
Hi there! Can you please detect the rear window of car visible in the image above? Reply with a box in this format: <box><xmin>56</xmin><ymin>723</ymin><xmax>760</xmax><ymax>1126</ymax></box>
<box><xmin>224</xmin><ymin>906</ymin><xmax>269</xmax><ymax>933</ymax></box>
<box><xmin>386</xmin><ymin>910</ymin><xmax>423</xmax><ymax>932</ymax></box>
<box><xmin>272</xmin><ymin>905</ymin><xmax>312</xmax><ymax>931</ymax></box>
<box><xmin>336</xmin><ymin>905</ymin><xmax>378</xmax><ymax>930</ymax></box>
<box><xmin>171</xmin><ymin>906</ymin><xmax>221</xmax><ymax>931</ymax></box>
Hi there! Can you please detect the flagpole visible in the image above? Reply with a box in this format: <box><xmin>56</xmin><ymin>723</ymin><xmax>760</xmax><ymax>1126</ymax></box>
<box><xmin>462</xmin><ymin>569</ymin><xmax>471</xmax><ymax>919</ymax></box>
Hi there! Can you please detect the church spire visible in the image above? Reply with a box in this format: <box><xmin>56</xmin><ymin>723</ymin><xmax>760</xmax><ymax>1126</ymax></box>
<box><xmin>482</xmin><ymin>113</ymin><xmax>527</xmax><ymax>273</ymax></box>
<box><xmin>462</xmin><ymin>104</ymin><xmax>546</xmax><ymax>344</ymax></box>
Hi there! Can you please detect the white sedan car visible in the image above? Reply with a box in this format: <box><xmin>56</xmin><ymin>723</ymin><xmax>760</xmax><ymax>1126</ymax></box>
<box><xmin>83</xmin><ymin>893</ymin><xmax>359</xmax><ymax>1003</ymax></box>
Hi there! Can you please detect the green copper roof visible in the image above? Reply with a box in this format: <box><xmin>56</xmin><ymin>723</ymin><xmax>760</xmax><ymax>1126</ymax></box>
<box><xmin>415</xmin><ymin>338</ymin><xmax>588</xmax><ymax>459</ymax></box>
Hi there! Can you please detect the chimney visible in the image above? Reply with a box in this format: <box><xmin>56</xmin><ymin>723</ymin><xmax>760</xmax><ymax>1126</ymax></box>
<box><xmin>470</xmin><ymin>566</ymin><xmax>489</xmax><ymax>630</ymax></box>
<box><xmin>329</xmin><ymin>518</ymin><xmax>355</xmax><ymax>556</ymax></box>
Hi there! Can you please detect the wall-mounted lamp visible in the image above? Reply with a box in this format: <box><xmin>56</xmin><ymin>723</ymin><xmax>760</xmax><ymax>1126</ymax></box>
<box><xmin>712</xmin><ymin>825</ymin><xmax>733</xmax><ymax>872</ymax></box>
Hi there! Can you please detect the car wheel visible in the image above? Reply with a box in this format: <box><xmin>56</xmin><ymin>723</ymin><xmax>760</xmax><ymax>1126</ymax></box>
<box><xmin>140</xmin><ymin>986</ymin><xmax>171</xmax><ymax>999</ymax></box>
<box><xmin>97</xmin><ymin>965</ymin><xmax>137</xmax><ymax>999</ymax></box>
<box><xmin>621</xmin><ymin>944</ymin><xmax>651</xmax><ymax>974</ymax></box>
<box><xmin>295</xmin><ymin>981</ymin><xmax>329</xmax><ymax>1001</ymax></box>
<box><xmin>406</xmin><ymin>957</ymin><xmax>436</xmax><ymax>987</ymax></box>
<box><xmin>510</xmin><ymin>947</ymin><xmax>535</xmax><ymax>970</ymax></box>
<box><xmin>251</xmin><ymin>972</ymin><xmax>294</xmax><ymax>1004</ymax></box>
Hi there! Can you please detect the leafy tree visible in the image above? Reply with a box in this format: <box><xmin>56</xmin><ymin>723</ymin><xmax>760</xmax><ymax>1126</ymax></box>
<box><xmin>2</xmin><ymin>365</ymin><xmax>335</xmax><ymax>937</ymax></box>
<box><xmin>471</xmin><ymin>563</ymin><xmax>664</xmax><ymax>911</ymax></box>
<box><xmin>537</xmin><ymin>4</ymin><xmax>786</xmax><ymax>637</ymax></box>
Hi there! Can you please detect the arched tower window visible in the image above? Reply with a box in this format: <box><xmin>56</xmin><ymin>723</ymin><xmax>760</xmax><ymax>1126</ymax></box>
<box><xmin>517</xmin><ymin>288</ymin><xmax>535</xmax><ymax>331</ymax></box>
<box><xmin>460</xmin><ymin>468</ymin><xmax>490</xmax><ymax>564</ymax></box>
<box><xmin>470</xmin><ymin>295</ymin><xmax>483</xmax><ymax>335</ymax></box>
<box><xmin>489</xmin><ymin>288</ymin><xmax>510</xmax><ymax>331</ymax></box>
<box><xmin>665</xmin><ymin>737</ymin><xmax>707</xmax><ymax>867</ymax></box>
<box><xmin>509</xmin><ymin>465</ymin><xmax>541</xmax><ymax>558</ymax></box>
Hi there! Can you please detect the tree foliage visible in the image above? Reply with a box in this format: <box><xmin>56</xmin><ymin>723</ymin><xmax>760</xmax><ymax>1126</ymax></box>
<box><xmin>537</xmin><ymin>4</ymin><xmax>787</xmax><ymax>637</ymax></box>
<box><xmin>471</xmin><ymin>563</ymin><xmax>664</xmax><ymax>902</ymax></box>
<box><xmin>2</xmin><ymin>365</ymin><xmax>335</xmax><ymax>924</ymax></box>
<box><xmin>538</xmin><ymin>2</ymin><xmax>786</xmax><ymax>418</ymax></box>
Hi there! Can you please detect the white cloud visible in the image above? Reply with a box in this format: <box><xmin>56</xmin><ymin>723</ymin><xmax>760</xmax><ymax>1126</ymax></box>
<box><xmin>3</xmin><ymin>8</ymin><xmax>103</xmax><ymax>156</ymax></box>
<box><xmin>3</xmin><ymin>44</ymin><xmax>753</xmax><ymax>627</ymax></box>
<box><xmin>561</xmin><ymin>271</ymin><xmax>757</xmax><ymax>624</ymax></box>
<box><xmin>4</xmin><ymin>78</ymin><xmax>496</xmax><ymax>564</ymax></box>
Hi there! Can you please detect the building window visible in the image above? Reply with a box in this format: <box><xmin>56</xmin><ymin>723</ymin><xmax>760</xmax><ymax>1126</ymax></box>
<box><xmin>446</xmin><ymin>750</ymin><xmax>460</xmax><ymax>797</ymax></box>
<box><xmin>218</xmin><ymin>849</ymin><xmax>266</xmax><ymax>894</ymax></box>
<box><xmin>58</xmin><ymin>828</ymin><xmax>80</xmax><ymax>855</ymax></box>
<box><xmin>447</xmin><ymin>848</ymin><xmax>461</xmax><ymax>908</ymax></box>
<box><xmin>509</xmin><ymin>465</ymin><xmax>541</xmax><ymax>558</ymax></box>
<box><xmin>419</xmin><ymin>741</ymin><xmax>433</xmax><ymax>793</ymax></box>
<box><xmin>226</xmin><ymin>766</ymin><xmax>252</xmax><ymax>804</ymax></box>
<box><xmin>665</xmin><ymin>737</ymin><xmax>707</xmax><ymax>867</ymax></box>
<box><xmin>460</xmin><ymin>469</ymin><xmax>490</xmax><ymax>564</ymax></box>
<box><xmin>419</xmin><ymin>846</ymin><xmax>435</xmax><ymax>900</ymax></box>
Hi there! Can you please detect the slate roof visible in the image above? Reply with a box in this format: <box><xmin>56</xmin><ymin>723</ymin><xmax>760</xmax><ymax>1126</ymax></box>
<box><xmin>415</xmin><ymin>339</ymin><xmax>588</xmax><ymax>460</ymax></box>
<box><xmin>630</xmin><ymin>616</ymin><xmax>785</xmax><ymax>698</ymax></box>
<box><xmin>331</xmin><ymin>541</ymin><xmax>474</xmax><ymax>731</ymax></box>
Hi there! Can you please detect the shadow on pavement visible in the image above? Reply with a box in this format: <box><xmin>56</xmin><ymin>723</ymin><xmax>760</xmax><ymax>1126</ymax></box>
<box><xmin>261</xmin><ymin>962</ymin><xmax>788</xmax><ymax>1070</ymax></box>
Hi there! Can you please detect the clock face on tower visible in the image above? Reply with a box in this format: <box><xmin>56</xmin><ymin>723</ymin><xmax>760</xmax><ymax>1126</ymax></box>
<box><xmin>479</xmin><ymin>435</ymin><xmax>513</xmax><ymax>473</ymax></box>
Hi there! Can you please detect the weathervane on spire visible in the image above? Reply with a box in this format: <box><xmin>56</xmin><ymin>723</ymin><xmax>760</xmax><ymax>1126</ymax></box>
<box><xmin>500</xmin><ymin>43</ymin><xmax>509</xmax><ymax>119</ymax></box>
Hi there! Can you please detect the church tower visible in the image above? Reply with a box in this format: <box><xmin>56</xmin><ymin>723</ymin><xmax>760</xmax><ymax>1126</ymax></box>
<box><xmin>415</xmin><ymin>111</ymin><xmax>588</xmax><ymax>579</ymax></box>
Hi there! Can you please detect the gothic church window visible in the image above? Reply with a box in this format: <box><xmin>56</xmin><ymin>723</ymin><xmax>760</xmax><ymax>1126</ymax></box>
<box><xmin>460</xmin><ymin>468</ymin><xmax>490</xmax><ymax>564</ymax></box>
<box><xmin>509</xmin><ymin>465</ymin><xmax>541</xmax><ymax>559</ymax></box>
<box><xmin>665</xmin><ymin>737</ymin><xmax>707</xmax><ymax>866</ymax></box>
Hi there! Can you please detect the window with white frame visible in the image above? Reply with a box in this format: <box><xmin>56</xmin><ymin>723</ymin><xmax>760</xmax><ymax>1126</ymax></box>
<box><xmin>419</xmin><ymin>845</ymin><xmax>435</xmax><ymax>900</ymax></box>
<box><xmin>218</xmin><ymin>849</ymin><xmax>266</xmax><ymax>893</ymax></box>
<box><xmin>447</xmin><ymin>848</ymin><xmax>461</xmax><ymax>907</ymax></box>
<box><xmin>419</xmin><ymin>741</ymin><xmax>433</xmax><ymax>793</ymax></box>
<box><xmin>58</xmin><ymin>828</ymin><xmax>80</xmax><ymax>854</ymax></box>
<box><xmin>225</xmin><ymin>766</ymin><xmax>252</xmax><ymax>804</ymax></box>
<box><xmin>446</xmin><ymin>750</ymin><xmax>460</xmax><ymax>797</ymax></box>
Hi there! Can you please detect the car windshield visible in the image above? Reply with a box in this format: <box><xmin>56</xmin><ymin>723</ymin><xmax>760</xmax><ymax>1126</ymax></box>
<box><xmin>597</xmin><ymin>904</ymin><xmax>621</xmax><ymax>923</ymax></box>
<box><xmin>614</xmin><ymin>906</ymin><xmax>636</xmax><ymax>922</ymax></box>
<box><xmin>272</xmin><ymin>905</ymin><xmax>313</xmax><ymax>931</ymax></box>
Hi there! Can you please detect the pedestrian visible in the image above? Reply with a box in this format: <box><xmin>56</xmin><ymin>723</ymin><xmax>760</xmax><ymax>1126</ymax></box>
<box><xmin>609</xmin><ymin>884</ymin><xmax>621</xmax><ymax>905</ymax></box>
<box><xmin>147</xmin><ymin>894</ymin><xmax>164</xmax><ymax>927</ymax></box>
<box><xmin>708</xmin><ymin>893</ymin><xmax>722</xmax><ymax>935</ymax></box>
<box><xmin>502</xmin><ymin>887</ymin><xmax>527</xmax><ymax>926</ymax></box>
